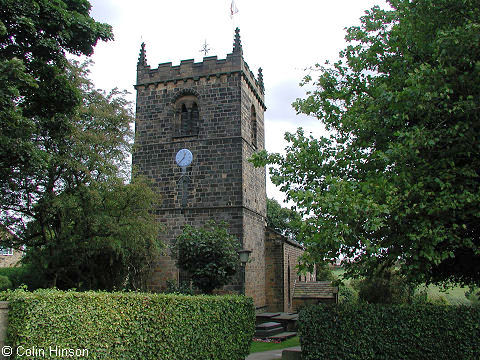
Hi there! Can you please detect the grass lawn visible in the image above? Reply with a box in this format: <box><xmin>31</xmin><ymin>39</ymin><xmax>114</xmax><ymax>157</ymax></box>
<box><xmin>250</xmin><ymin>336</ymin><xmax>300</xmax><ymax>354</ymax></box>
<box><xmin>332</xmin><ymin>267</ymin><xmax>473</xmax><ymax>305</ymax></box>
<box><xmin>419</xmin><ymin>284</ymin><xmax>471</xmax><ymax>305</ymax></box>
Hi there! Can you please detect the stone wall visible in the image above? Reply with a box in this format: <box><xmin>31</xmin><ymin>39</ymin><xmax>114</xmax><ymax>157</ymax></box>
<box><xmin>283</xmin><ymin>240</ymin><xmax>306</xmax><ymax>312</ymax></box>
<box><xmin>0</xmin><ymin>302</ymin><xmax>7</xmax><ymax>360</ymax></box>
<box><xmin>0</xmin><ymin>250</ymin><xmax>22</xmax><ymax>268</ymax></box>
<box><xmin>265</xmin><ymin>228</ymin><xmax>316</xmax><ymax>312</ymax></box>
<box><xmin>243</xmin><ymin>209</ymin><xmax>266</xmax><ymax>307</ymax></box>
<box><xmin>265</xmin><ymin>229</ymin><xmax>284</xmax><ymax>312</ymax></box>
<box><xmin>133</xmin><ymin>30</ymin><xmax>267</xmax><ymax>308</ymax></box>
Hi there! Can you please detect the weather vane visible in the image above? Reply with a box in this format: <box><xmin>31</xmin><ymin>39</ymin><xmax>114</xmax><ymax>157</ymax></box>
<box><xmin>200</xmin><ymin>40</ymin><xmax>211</xmax><ymax>56</ymax></box>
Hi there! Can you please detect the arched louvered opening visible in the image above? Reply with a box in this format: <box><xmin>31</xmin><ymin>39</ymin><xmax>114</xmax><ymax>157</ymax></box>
<box><xmin>174</xmin><ymin>95</ymin><xmax>200</xmax><ymax>137</ymax></box>
<box><xmin>250</xmin><ymin>105</ymin><xmax>257</xmax><ymax>148</ymax></box>
<box><xmin>191</xmin><ymin>103</ymin><xmax>199</xmax><ymax>135</ymax></box>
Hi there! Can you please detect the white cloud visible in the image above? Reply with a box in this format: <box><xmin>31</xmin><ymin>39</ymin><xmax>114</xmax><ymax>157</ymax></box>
<box><xmin>85</xmin><ymin>0</ymin><xmax>388</xmax><ymax>205</ymax></box>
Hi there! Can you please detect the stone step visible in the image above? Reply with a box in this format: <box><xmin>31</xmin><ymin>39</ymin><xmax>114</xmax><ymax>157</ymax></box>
<box><xmin>255</xmin><ymin>312</ymin><xmax>282</xmax><ymax>323</ymax></box>
<box><xmin>256</xmin><ymin>321</ymin><xmax>282</xmax><ymax>330</ymax></box>
<box><xmin>271</xmin><ymin>314</ymin><xmax>298</xmax><ymax>321</ymax></box>
<box><xmin>268</xmin><ymin>332</ymin><xmax>297</xmax><ymax>342</ymax></box>
<box><xmin>282</xmin><ymin>347</ymin><xmax>302</xmax><ymax>360</ymax></box>
<box><xmin>254</xmin><ymin>322</ymin><xmax>284</xmax><ymax>338</ymax></box>
<box><xmin>271</xmin><ymin>314</ymin><xmax>298</xmax><ymax>331</ymax></box>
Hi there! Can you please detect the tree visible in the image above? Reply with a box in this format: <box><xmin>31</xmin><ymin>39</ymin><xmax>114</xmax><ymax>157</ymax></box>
<box><xmin>23</xmin><ymin>178</ymin><xmax>162</xmax><ymax>290</ymax></box>
<box><xmin>0</xmin><ymin>2</ymin><xmax>162</xmax><ymax>290</ymax></box>
<box><xmin>252</xmin><ymin>0</ymin><xmax>480</xmax><ymax>287</ymax></box>
<box><xmin>172</xmin><ymin>222</ymin><xmax>239</xmax><ymax>294</ymax></box>
<box><xmin>0</xmin><ymin>0</ymin><xmax>112</xmax><ymax>224</ymax></box>
<box><xmin>266</xmin><ymin>198</ymin><xmax>302</xmax><ymax>239</ymax></box>
<box><xmin>315</xmin><ymin>263</ymin><xmax>335</xmax><ymax>282</ymax></box>
<box><xmin>1</xmin><ymin>61</ymin><xmax>162</xmax><ymax>290</ymax></box>
<box><xmin>352</xmin><ymin>266</ymin><xmax>414</xmax><ymax>304</ymax></box>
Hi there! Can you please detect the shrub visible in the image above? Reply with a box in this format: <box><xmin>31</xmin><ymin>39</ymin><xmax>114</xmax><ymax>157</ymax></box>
<box><xmin>0</xmin><ymin>265</ymin><xmax>46</xmax><ymax>290</ymax></box>
<box><xmin>299</xmin><ymin>303</ymin><xmax>480</xmax><ymax>360</ymax></box>
<box><xmin>315</xmin><ymin>264</ymin><xmax>336</xmax><ymax>281</ymax></box>
<box><xmin>428</xmin><ymin>295</ymin><xmax>450</xmax><ymax>305</ymax></box>
<box><xmin>353</xmin><ymin>267</ymin><xmax>414</xmax><ymax>304</ymax></box>
<box><xmin>164</xmin><ymin>279</ymin><xmax>195</xmax><ymax>295</ymax></box>
<box><xmin>172</xmin><ymin>221</ymin><xmax>239</xmax><ymax>294</ymax></box>
<box><xmin>0</xmin><ymin>275</ymin><xmax>11</xmax><ymax>291</ymax></box>
<box><xmin>411</xmin><ymin>289</ymin><xmax>429</xmax><ymax>304</ymax></box>
<box><xmin>337</xmin><ymin>283</ymin><xmax>357</xmax><ymax>304</ymax></box>
<box><xmin>6</xmin><ymin>289</ymin><xmax>255</xmax><ymax>360</ymax></box>
<box><xmin>466</xmin><ymin>287</ymin><xmax>480</xmax><ymax>306</ymax></box>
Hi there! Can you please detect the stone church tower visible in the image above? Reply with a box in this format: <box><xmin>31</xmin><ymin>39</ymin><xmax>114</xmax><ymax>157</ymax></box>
<box><xmin>133</xmin><ymin>28</ymin><xmax>267</xmax><ymax>307</ymax></box>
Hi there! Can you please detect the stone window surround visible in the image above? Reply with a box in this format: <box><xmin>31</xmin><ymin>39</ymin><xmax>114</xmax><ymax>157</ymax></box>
<box><xmin>172</xmin><ymin>93</ymin><xmax>200</xmax><ymax>138</ymax></box>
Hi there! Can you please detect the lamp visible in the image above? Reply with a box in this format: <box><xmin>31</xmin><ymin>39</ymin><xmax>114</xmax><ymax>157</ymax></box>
<box><xmin>237</xmin><ymin>249</ymin><xmax>251</xmax><ymax>295</ymax></box>
<box><xmin>237</xmin><ymin>249</ymin><xmax>251</xmax><ymax>265</ymax></box>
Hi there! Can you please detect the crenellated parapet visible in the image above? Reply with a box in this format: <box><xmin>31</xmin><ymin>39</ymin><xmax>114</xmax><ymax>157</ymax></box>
<box><xmin>135</xmin><ymin>28</ymin><xmax>265</xmax><ymax>110</ymax></box>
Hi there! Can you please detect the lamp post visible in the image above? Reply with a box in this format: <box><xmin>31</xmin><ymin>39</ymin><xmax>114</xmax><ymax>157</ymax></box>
<box><xmin>237</xmin><ymin>249</ymin><xmax>251</xmax><ymax>295</ymax></box>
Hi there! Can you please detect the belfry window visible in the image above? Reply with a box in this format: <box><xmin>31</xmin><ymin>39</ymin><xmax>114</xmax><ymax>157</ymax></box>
<box><xmin>174</xmin><ymin>95</ymin><xmax>199</xmax><ymax>137</ymax></box>
<box><xmin>181</xmin><ymin>104</ymin><xmax>188</xmax><ymax>133</ymax></box>
<box><xmin>250</xmin><ymin>105</ymin><xmax>257</xmax><ymax>148</ymax></box>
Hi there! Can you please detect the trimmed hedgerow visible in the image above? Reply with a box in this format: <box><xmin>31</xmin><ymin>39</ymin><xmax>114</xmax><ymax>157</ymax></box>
<box><xmin>299</xmin><ymin>303</ymin><xmax>480</xmax><ymax>360</ymax></box>
<box><xmin>5</xmin><ymin>289</ymin><xmax>255</xmax><ymax>360</ymax></box>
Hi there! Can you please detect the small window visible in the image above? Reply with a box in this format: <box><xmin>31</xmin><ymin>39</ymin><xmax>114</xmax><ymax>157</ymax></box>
<box><xmin>0</xmin><ymin>247</ymin><xmax>13</xmax><ymax>256</ymax></box>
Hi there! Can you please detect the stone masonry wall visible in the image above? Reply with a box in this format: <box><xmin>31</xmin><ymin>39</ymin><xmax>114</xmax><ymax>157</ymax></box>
<box><xmin>134</xmin><ymin>72</ymin><xmax>247</xmax><ymax>292</ymax></box>
<box><xmin>241</xmin><ymin>71</ymin><xmax>267</xmax><ymax>308</ymax></box>
<box><xmin>265</xmin><ymin>229</ymin><xmax>284</xmax><ymax>312</ymax></box>
<box><xmin>264</xmin><ymin>228</ymin><xmax>314</xmax><ymax>312</ymax></box>
<box><xmin>284</xmin><ymin>241</ymin><xmax>306</xmax><ymax>313</ymax></box>
<box><xmin>133</xmin><ymin>33</ymin><xmax>267</xmax><ymax>307</ymax></box>
<box><xmin>0</xmin><ymin>302</ymin><xmax>7</xmax><ymax>360</ymax></box>
<box><xmin>150</xmin><ymin>207</ymin><xmax>244</xmax><ymax>292</ymax></box>
<box><xmin>243</xmin><ymin>209</ymin><xmax>266</xmax><ymax>307</ymax></box>
<box><xmin>0</xmin><ymin>250</ymin><xmax>22</xmax><ymax>268</ymax></box>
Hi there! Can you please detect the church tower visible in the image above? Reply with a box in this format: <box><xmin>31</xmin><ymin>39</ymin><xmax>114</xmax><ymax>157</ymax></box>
<box><xmin>133</xmin><ymin>29</ymin><xmax>267</xmax><ymax>307</ymax></box>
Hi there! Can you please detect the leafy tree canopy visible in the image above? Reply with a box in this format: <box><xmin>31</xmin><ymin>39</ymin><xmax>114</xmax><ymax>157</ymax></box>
<box><xmin>266</xmin><ymin>198</ymin><xmax>302</xmax><ymax>239</ymax></box>
<box><xmin>0</xmin><ymin>0</ymin><xmax>113</xmax><ymax>212</ymax></box>
<box><xmin>252</xmin><ymin>0</ymin><xmax>480</xmax><ymax>287</ymax></box>
<box><xmin>0</xmin><ymin>1</ymin><xmax>162</xmax><ymax>290</ymax></box>
<box><xmin>2</xmin><ymin>61</ymin><xmax>162</xmax><ymax>290</ymax></box>
<box><xmin>172</xmin><ymin>221</ymin><xmax>239</xmax><ymax>294</ymax></box>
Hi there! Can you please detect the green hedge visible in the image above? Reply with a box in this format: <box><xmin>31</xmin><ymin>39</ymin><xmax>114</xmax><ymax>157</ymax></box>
<box><xmin>5</xmin><ymin>289</ymin><xmax>255</xmax><ymax>360</ymax></box>
<box><xmin>299</xmin><ymin>303</ymin><xmax>480</xmax><ymax>360</ymax></box>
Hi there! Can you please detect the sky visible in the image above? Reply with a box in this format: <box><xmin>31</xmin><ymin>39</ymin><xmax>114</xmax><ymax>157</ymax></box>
<box><xmin>85</xmin><ymin>0</ymin><xmax>388</xmax><ymax>204</ymax></box>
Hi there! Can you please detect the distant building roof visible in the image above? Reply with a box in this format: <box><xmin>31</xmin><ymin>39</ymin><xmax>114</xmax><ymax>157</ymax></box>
<box><xmin>293</xmin><ymin>281</ymin><xmax>338</xmax><ymax>299</ymax></box>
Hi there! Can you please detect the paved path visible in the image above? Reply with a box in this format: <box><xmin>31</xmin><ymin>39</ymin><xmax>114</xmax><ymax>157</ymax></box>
<box><xmin>246</xmin><ymin>346</ymin><xmax>301</xmax><ymax>360</ymax></box>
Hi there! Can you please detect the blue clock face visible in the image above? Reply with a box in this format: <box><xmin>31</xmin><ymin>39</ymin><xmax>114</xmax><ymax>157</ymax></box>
<box><xmin>175</xmin><ymin>149</ymin><xmax>193</xmax><ymax>167</ymax></box>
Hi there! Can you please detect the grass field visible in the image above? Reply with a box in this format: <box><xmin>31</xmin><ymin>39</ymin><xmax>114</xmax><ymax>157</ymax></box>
<box><xmin>332</xmin><ymin>268</ymin><xmax>473</xmax><ymax>305</ymax></box>
<box><xmin>417</xmin><ymin>284</ymin><xmax>471</xmax><ymax>305</ymax></box>
<box><xmin>250</xmin><ymin>336</ymin><xmax>300</xmax><ymax>354</ymax></box>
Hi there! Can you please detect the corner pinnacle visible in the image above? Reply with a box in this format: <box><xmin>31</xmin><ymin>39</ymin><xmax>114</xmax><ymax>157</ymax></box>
<box><xmin>233</xmin><ymin>27</ymin><xmax>243</xmax><ymax>55</ymax></box>
<box><xmin>137</xmin><ymin>42</ymin><xmax>148</xmax><ymax>67</ymax></box>
<box><xmin>258</xmin><ymin>67</ymin><xmax>264</xmax><ymax>93</ymax></box>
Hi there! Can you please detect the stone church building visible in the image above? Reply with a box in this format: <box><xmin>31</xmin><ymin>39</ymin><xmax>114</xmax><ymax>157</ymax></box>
<box><xmin>133</xmin><ymin>28</ymin><xmax>314</xmax><ymax>312</ymax></box>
